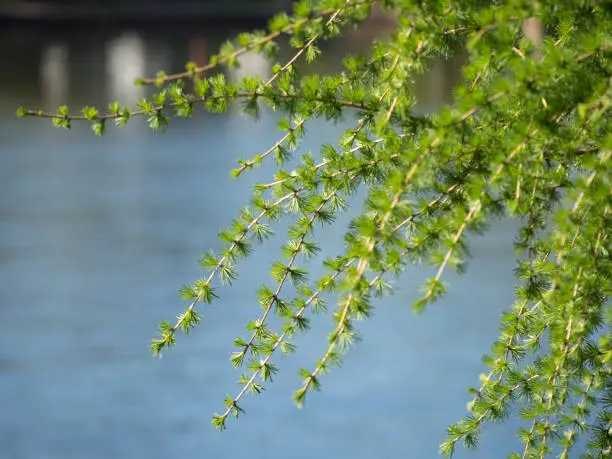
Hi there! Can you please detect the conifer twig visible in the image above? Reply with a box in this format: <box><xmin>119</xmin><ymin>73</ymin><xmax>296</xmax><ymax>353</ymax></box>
<box><xmin>137</xmin><ymin>0</ymin><xmax>376</xmax><ymax>86</ymax></box>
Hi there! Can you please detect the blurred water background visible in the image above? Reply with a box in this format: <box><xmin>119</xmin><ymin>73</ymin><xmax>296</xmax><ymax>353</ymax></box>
<box><xmin>0</xmin><ymin>7</ymin><xmax>522</xmax><ymax>458</ymax></box>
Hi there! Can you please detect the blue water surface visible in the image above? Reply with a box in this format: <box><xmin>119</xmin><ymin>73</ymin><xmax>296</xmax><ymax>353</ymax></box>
<box><xmin>0</xmin><ymin>22</ymin><xmax>522</xmax><ymax>459</ymax></box>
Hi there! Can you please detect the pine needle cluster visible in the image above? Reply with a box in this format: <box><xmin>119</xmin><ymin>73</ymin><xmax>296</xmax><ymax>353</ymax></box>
<box><xmin>19</xmin><ymin>0</ymin><xmax>611</xmax><ymax>456</ymax></box>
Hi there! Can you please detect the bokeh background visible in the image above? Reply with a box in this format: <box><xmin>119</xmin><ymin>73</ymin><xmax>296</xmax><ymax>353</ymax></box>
<box><xmin>1</xmin><ymin>1</ymin><xmax>522</xmax><ymax>457</ymax></box>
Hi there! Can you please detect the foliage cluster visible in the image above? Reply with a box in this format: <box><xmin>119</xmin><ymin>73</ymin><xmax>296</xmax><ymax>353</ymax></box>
<box><xmin>19</xmin><ymin>0</ymin><xmax>611</xmax><ymax>456</ymax></box>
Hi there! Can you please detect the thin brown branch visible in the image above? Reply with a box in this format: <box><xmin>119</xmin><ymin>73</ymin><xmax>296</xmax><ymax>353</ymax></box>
<box><xmin>21</xmin><ymin>91</ymin><xmax>365</xmax><ymax>123</ymax></box>
<box><xmin>138</xmin><ymin>0</ymin><xmax>375</xmax><ymax>86</ymax></box>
